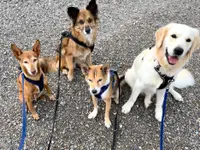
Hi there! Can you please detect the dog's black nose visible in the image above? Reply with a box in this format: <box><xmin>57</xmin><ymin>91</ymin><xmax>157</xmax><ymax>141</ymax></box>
<box><xmin>92</xmin><ymin>89</ymin><xmax>97</xmax><ymax>94</ymax></box>
<box><xmin>174</xmin><ymin>47</ymin><xmax>184</xmax><ymax>56</ymax></box>
<box><xmin>85</xmin><ymin>26</ymin><xmax>91</xmax><ymax>34</ymax></box>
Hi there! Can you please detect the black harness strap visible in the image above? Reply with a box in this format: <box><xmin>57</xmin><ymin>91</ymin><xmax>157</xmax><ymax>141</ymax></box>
<box><xmin>154</xmin><ymin>65</ymin><xmax>174</xmax><ymax>89</ymax></box>
<box><xmin>18</xmin><ymin>67</ymin><xmax>44</xmax><ymax>92</ymax></box>
<box><xmin>61</xmin><ymin>31</ymin><xmax>95</xmax><ymax>52</ymax></box>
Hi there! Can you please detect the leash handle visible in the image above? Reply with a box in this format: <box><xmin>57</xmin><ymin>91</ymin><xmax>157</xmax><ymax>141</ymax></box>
<box><xmin>18</xmin><ymin>74</ymin><xmax>27</xmax><ymax>150</ymax></box>
<box><xmin>160</xmin><ymin>88</ymin><xmax>169</xmax><ymax>150</ymax></box>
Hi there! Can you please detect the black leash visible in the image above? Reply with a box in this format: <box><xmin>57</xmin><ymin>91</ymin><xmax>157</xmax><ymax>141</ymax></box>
<box><xmin>47</xmin><ymin>33</ymin><xmax>63</xmax><ymax>150</ymax></box>
<box><xmin>111</xmin><ymin>71</ymin><xmax>121</xmax><ymax>150</ymax></box>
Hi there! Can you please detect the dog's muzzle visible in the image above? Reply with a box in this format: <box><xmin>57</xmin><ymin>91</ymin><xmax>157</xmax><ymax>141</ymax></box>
<box><xmin>85</xmin><ymin>26</ymin><xmax>91</xmax><ymax>34</ymax></box>
<box><xmin>173</xmin><ymin>47</ymin><xmax>184</xmax><ymax>56</ymax></box>
<box><xmin>165</xmin><ymin>48</ymin><xmax>179</xmax><ymax>65</ymax></box>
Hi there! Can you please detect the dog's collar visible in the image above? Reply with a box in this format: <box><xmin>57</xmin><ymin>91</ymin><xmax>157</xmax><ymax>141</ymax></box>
<box><xmin>61</xmin><ymin>31</ymin><xmax>94</xmax><ymax>52</ymax></box>
<box><xmin>94</xmin><ymin>70</ymin><xmax>116</xmax><ymax>100</ymax></box>
<box><xmin>21</xmin><ymin>72</ymin><xmax>44</xmax><ymax>92</ymax></box>
<box><xmin>154</xmin><ymin>64</ymin><xmax>174</xmax><ymax>89</ymax></box>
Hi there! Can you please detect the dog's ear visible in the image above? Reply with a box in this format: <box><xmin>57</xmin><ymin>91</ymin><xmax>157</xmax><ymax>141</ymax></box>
<box><xmin>68</xmin><ymin>7</ymin><xmax>80</xmax><ymax>25</ymax></box>
<box><xmin>33</xmin><ymin>40</ymin><xmax>40</xmax><ymax>57</ymax></box>
<box><xmin>81</xmin><ymin>64</ymin><xmax>89</xmax><ymax>75</ymax></box>
<box><xmin>102</xmin><ymin>63</ymin><xmax>110</xmax><ymax>75</ymax></box>
<box><xmin>86</xmin><ymin>0</ymin><xmax>98</xmax><ymax>20</ymax></box>
<box><xmin>188</xmin><ymin>35</ymin><xmax>200</xmax><ymax>56</ymax></box>
<box><xmin>11</xmin><ymin>44</ymin><xmax>23</xmax><ymax>60</ymax></box>
<box><xmin>155</xmin><ymin>26</ymin><xmax>168</xmax><ymax>49</ymax></box>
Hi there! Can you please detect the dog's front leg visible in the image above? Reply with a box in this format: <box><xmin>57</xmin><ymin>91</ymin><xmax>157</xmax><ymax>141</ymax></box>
<box><xmin>88</xmin><ymin>96</ymin><xmax>98</xmax><ymax>119</ymax></box>
<box><xmin>104</xmin><ymin>98</ymin><xmax>111</xmax><ymax>128</ymax></box>
<box><xmin>155</xmin><ymin>89</ymin><xmax>166</xmax><ymax>122</ymax></box>
<box><xmin>86</xmin><ymin>53</ymin><xmax>92</xmax><ymax>66</ymax></box>
<box><xmin>26</xmin><ymin>95</ymin><xmax>39</xmax><ymax>120</ymax></box>
<box><xmin>66</xmin><ymin>54</ymin><xmax>74</xmax><ymax>81</ymax></box>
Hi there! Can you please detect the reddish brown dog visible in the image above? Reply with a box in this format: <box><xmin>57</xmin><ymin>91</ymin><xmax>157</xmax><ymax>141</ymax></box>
<box><xmin>11</xmin><ymin>40</ymin><xmax>55</xmax><ymax>120</ymax></box>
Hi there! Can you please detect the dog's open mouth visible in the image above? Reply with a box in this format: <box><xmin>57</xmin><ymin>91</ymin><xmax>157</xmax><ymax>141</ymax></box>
<box><xmin>166</xmin><ymin>49</ymin><xmax>179</xmax><ymax>65</ymax></box>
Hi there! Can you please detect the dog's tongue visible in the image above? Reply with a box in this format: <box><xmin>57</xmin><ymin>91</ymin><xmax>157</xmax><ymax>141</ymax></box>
<box><xmin>168</xmin><ymin>56</ymin><xmax>178</xmax><ymax>65</ymax></box>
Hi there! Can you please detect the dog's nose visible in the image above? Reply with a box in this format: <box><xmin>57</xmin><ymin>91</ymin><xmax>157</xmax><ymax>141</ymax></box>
<box><xmin>174</xmin><ymin>47</ymin><xmax>184</xmax><ymax>56</ymax></box>
<box><xmin>31</xmin><ymin>70</ymin><xmax>36</xmax><ymax>75</ymax></box>
<box><xmin>85</xmin><ymin>26</ymin><xmax>91</xmax><ymax>34</ymax></box>
<box><xmin>92</xmin><ymin>89</ymin><xmax>97</xmax><ymax>94</ymax></box>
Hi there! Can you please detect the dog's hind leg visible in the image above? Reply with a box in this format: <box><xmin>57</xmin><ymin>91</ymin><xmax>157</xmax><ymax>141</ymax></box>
<box><xmin>122</xmin><ymin>80</ymin><xmax>142</xmax><ymax>114</ymax></box>
<box><xmin>169</xmin><ymin>86</ymin><xmax>183</xmax><ymax>102</ymax></box>
<box><xmin>125</xmin><ymin>68</ymin><xmax>135</xmax><ymax>88</ymax></box>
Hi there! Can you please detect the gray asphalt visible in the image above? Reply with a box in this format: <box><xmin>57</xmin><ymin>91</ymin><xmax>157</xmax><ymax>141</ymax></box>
<box><xmin>0</xmin><ymin>0</ymin><xmax>200</xmax><ymax>149</ymax></box>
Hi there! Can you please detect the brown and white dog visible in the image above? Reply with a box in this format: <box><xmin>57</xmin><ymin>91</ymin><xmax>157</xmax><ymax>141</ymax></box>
<box><xmin>11</xmin><ymin>40</ymin><xmax>55</xmax><ymax>120</ymax></box>
<box><xmin>59</xmin><ymin>0</ymin><xmax>98</xmax><ymax>81</ymax></box>
<box><xmin>81</xmin><ymin>64</ymin><xmax>119</xmax><ymax>128</ymax></box>
<box><xmin>121</xmin><ymin>23</ymin><xmax>200</xmax><ymax>121</ymax></box>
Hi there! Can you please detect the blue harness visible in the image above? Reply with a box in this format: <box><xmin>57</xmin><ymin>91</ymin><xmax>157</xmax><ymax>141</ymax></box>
<box><xmin>22</xmin><ymin>73</ymin><xmax>44</xmax><ymax>92</ymax></box>
<box><xmin>94</xmin><ymin>70</ymin><xmax>116</xmax><ymax>100</ymax></box>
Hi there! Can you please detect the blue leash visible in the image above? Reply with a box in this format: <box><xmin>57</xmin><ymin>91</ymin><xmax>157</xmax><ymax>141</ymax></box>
<box><xmin>160</xmin><ymin>88</ymin><xmax>169</xmax><ymax>150</ymax></box>
<box><xmin>18</xmin><ymin>73</ymin><xmax>27</xmax><ymax>150</ymax></box>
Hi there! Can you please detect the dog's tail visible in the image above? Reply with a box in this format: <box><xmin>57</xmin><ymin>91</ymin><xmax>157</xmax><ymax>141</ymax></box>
<box><xmin>39</xmin><ymin>56</ymin><xmax>58</xmax><ymax>74</ymax></box>
<box><xmin>172</xmin><ymin>69</ymin><xmax>195</xmax><ymax>89</ymax></box>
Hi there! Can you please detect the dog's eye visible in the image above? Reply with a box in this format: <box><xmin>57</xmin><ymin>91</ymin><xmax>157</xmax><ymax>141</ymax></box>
<box><xmin>88</xmin><ymin>79</ymin><xmax>92</xmax><ymax>82</ymax></box>
<box><xmin>33</xmin><ymin>58</ymin><xmax>37</xmax><ymax>62</ymax></box>
<box><xmin>79</xmin><ymin>20</ymin><xmax>84</xmax><ymax>25</ymax></box>
<box><xmin>98</xmin><ymin>79</ymin><xmax>102</xmax><ymax>82</ymax></box>
<box><xmin>88</xmin><ymin>18</ymin><xmax>93</xmax><ymax>23</ymax></box>
<box><xmin>186</xmin><ymin>38</ymin><xmax>191</xmax><ymax>42</ymax></box>
<box><xmin>23</xmin><ymin>61</ymin><xmax>28</xmax><ymax>64</ymax></box>
<box><xmin>171</xmin><ymin>34</ymin><xmax>177</xmax><ymax>38</ymax></box>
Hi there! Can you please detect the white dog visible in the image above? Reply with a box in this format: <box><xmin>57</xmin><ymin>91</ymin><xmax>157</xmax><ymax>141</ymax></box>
<box><xmin>122</xmin><ymin>23</ymin><xmax>200</xmax><ymax>121</ymax></box>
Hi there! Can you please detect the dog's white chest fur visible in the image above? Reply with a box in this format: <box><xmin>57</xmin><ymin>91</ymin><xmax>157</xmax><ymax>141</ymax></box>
<box><xmin>132</xmin><ymin>48</ymin><xmax>163</xmax><ymax>90</ymax></box>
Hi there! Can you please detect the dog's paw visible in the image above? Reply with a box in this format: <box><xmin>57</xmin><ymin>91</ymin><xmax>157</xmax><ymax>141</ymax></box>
<box><xmin>122</xmin><ymin>103</ymin><xmax>132</xmax><ymax>114</ymax></box>
<box><xmin>68</xmin><ymin>74</ymin><xmax>74</xmax><ymax>81</ymax></box>
<box><xmin>32</xmin><ymin>113</ymin><xmax>39</xmax><ymax>120</ymax></box>
<box><xmin>144</xmin><ymin>99</ymin><xmax>152</xmax><ymax>108</ymax></box>
<box><xmin>174</xmin><ymin>93</ymin><xmax>183</xmax><ymax>102</ymax></box>
<box><xmin>155</xmin><ymin>111</ymin><xmax>162</xmax><ymax>122</ymax></box>
<box><xmin>114</xmin><ymin>97</ymin><xmax>119</xmax><ymax>104</ymax></box>
<box><xmin>104</xmin><ymin>119</ymin><xmax>111</xmax><ymax>128</ymax></box>
<box><xmin>62</xmin><ymin>69</ymin><xmax>68</xmax><ymax>75</ymax></box>
<box><xmin>49</xmin><ymin>95</ymin><xmax>56</xmax><ymax>101</ymax></box>
<box><xmin>88</xmin><ymin>108</ymin><xmax>98</xmax><ymax>119</ymax></box>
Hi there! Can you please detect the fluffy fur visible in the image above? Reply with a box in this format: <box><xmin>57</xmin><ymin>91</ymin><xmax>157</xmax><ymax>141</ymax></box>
<box><xmin>11</xmin><ymin>40</ymin><xmax>55</xmax><ymax>120</ymax></box>
<box><xmin>60</xmin><ymin>0</ymin><xmax>98</xmax><ymax>81</ymax></box>
<box><xmin>121</xmin><ymin>23</ymin><xmax>200</xmax><ymax>121</ymax></box>
<box><xmin>81</xmin><ymin>64</ymin><xmax>119</xmax><ymax>128</ymax></box>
